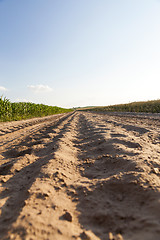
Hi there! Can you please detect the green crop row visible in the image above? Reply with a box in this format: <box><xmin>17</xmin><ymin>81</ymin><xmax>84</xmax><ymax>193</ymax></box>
<box><xmin>0</xmin><ymin>96</ymin><xmax>73</xmax><ymax>122</ymax></box>
<box><xmin>85</xmin><ymin>99</ymin><xmax>160</xmax><ymax>113</ymax></box>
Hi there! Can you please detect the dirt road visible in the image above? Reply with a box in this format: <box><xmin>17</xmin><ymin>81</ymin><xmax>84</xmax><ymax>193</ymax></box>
<box><xmin>0</xmin><ymin>111</ymin><xmax>160</xmax><ymax>240</ymax></box>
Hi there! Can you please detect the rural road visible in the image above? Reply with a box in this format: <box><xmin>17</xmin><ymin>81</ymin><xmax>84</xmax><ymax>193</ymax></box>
<box><xmin>0</xmin><ymin>111</ymin><xmax>160</xmax><ymax>240</ymax></box>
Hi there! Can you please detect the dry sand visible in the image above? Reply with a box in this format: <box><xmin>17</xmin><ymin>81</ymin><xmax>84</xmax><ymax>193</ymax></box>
<box><xmin>0</xmin><ymin>111</ymin><xmax>160</xmax><ymax>240</ymax></box>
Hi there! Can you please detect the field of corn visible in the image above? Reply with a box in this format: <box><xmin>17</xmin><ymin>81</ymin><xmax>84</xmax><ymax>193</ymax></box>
<box><xmin>84</xmin><ymin>99</ymin><xmax>160</xmax><ymax>113</ymax></box>
<box><xmin>0</xmin><ymin>96</ymin><xmax>73</xmax><ymax>122</ymax></box>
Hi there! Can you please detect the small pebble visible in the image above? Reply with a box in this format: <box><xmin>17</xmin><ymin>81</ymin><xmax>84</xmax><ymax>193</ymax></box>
<box><xmin>61</xmin><ymin>211</ymin><xmax>72</xmax><ymax>222</ymax></box>
<box><xmin>152</xmin><ymin>168</ymin><xmax>159</xmax><ymax>174</ymax></box>
<box><xmin>80</xmin><ymin>231</ymin><xmax>91</xmax><ymax>240</ymax></box>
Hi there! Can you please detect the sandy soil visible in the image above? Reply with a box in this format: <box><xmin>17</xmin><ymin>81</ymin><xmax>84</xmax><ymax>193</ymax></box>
<box><xmin>0</xmin><ymin>111</ymin><xmax>160</xmax><ymax>240</ymax></box>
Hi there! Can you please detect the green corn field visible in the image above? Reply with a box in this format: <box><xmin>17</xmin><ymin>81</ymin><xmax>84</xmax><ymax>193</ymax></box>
<box><xmin>84</xmin><ymin>99</ymin><xmax>160</xmax><ymax>114</ymax></box>
<box><xmin>0</xmin><ymin>96</ymin><xmax>73</xmax><ymax>122</ymax></box>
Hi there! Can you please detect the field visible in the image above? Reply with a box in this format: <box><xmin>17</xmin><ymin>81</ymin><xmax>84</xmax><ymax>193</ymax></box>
<box><xmin>0</xmin><ymin>96</ymin><xmax>72</xmax><ymax>122</ymax></box>
<box><xmin>83</xmin><ymin>99</ymin><xmax>160</xmax><ymax>113</ymax></box>
<box><xmin>0</xmin><ymin>111</ymin><xmax>160</xmax><ymax>240</ymax></box>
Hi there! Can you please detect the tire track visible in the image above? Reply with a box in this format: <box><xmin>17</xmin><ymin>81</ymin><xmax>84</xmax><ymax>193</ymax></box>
<box><xmin>0</xmin><ymin>112</ymin><xmax>75</xmax><ymax>239</ymax></box>
<box><xmin>70</xmin><ymin>112</ymin><xmax>160</xmax><ymax>240</ymax></box>
<box><xmin>0</xmin><ymin>113</ymin><xmax>70</xmax><ymax>148</ymax></box>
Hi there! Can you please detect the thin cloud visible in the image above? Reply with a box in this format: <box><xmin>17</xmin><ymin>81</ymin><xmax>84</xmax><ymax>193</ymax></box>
<box><xmin>27</xmin><ymin>84</ymin><xmax>53</xmax><ymax>93</ymax></box>
<box><xmin>0</xmin><ymin>86</ymin><xmax>8</xmax><ymax>92</ymax></box>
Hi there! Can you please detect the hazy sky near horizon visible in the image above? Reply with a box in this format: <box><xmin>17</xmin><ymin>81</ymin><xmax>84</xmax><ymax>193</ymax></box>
<box><xmin>0</xmin><ymin>0</ymin><xmax>160</xmax><ymax>108</ymax></box>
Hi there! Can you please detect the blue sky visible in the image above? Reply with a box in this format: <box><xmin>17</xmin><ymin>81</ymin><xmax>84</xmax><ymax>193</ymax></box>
<box><xmin>0</xmin><ymin>0</ymin><xmax>160</xmax><ymax>108</ymax></box>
